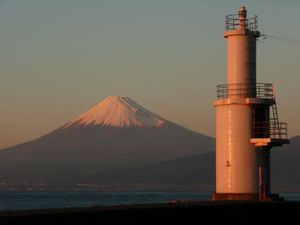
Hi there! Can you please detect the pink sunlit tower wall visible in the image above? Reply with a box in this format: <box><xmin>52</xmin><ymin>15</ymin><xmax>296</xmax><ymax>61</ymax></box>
<box><xmin>213</xmin><ymin>6</ymin><xmax>289</xmax><ymax>201</ymax></box>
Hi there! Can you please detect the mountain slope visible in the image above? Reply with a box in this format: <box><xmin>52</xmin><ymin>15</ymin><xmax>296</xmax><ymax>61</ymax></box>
<box><xmin>0</xmin><ymin>96</ymin><xmax>214</xmax><ymax>189</ymax></box>
<box><xmin>75</xmin><ymin>152</ymin><xmax>216</xmax><ymax>191</ymax></box>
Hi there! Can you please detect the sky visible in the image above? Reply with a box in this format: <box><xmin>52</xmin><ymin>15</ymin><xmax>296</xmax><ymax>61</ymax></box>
<box><xmin>1</xmin><ymin>0</ymin><xmax>300</xmax><ymax>149</ymax></box>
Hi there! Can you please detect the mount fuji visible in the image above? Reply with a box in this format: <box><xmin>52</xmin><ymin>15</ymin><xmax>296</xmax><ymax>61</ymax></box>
<box><xmin>0</xmin><ymin>96</ymin><xmax>214</xmax><ymax>191</ymax></box>
<box><xmin>65</xmin><ymin>96</ymin><xmax>168</xmax><ymax>128</ymax></box>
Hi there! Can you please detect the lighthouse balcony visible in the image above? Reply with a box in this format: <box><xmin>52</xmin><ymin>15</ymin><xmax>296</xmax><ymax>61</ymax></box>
<box><xmin>217</xmin><ymin>83</ymin><xmax>274</xmax><ymax>100</ymax></box>
<box><xmin>250</xmin><ymin>120</ymin><xmax>289</xmax><ymax>147</ymax></box>
<box><xmin>225</xmin><ymin>14</ymin><xmax>258</xmax><ymax>31</ymax></box>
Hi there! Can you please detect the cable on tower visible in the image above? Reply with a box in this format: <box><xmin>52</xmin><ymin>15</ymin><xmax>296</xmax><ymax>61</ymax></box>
<box><xmin>262</xmin><ymin>34</ymin><xmax>300</xmax><ymax>45</ymax></box>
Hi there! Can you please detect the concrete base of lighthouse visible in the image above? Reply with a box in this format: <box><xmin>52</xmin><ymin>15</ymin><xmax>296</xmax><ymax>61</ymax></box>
<box><xmin>212</xmin><ymin>193</ymin><xmax>284</xmax><ymax>201</ymax></box>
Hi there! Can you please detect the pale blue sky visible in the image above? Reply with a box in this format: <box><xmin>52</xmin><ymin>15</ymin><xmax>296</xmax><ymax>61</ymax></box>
<box><xmin>1</xmin><ymin>0</ymin><xmax>300</xmax><ymax>148</ymax></box>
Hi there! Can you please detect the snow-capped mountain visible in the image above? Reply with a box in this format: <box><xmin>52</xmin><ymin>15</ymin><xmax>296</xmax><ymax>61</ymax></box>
<box><xmin>0</xmin><ymin>96</ymin><xmax>214</xmax><ymax>191</ymax></box>
<box><xmin>65</xmin><ymin>96</ymin><xmax>167</xmax><ymax>128</ymax></box>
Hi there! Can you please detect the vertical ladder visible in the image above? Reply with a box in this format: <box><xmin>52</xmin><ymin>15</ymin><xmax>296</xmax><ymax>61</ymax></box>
<box><xmin>271</xmin><ymin>101</ymin><xmax>280</xmax><ymax>139</ymax></box>
<box><xmin>270</xmin><ymin>84</ymin><xmax>280</xmax><ymax>139</ymax></box>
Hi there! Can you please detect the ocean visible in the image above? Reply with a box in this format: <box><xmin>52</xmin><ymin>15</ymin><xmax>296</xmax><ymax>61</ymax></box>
<box><xmin>0</xmin><ymin>192</ymin><xmax>299</xmax><ymax>211</ymax></box>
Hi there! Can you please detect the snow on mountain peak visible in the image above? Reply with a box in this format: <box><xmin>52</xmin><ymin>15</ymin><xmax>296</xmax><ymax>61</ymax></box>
<box><xmin>64</xmin><ymin>96</ymin><xmax>168</xmax><ymax>128</ymax></box>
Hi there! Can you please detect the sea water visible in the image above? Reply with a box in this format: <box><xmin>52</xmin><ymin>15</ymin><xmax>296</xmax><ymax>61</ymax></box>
<box><xmin>0</xmin><ymin>192</ymin><xmax>298</xmax><ymax>211</ymax></box>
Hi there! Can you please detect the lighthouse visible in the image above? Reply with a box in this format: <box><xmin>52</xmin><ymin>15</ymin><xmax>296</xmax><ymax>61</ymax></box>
<box><xmin>213</xmin><ymin>6</ymin><xmax>289</xmax><ymax>201</ymax></box>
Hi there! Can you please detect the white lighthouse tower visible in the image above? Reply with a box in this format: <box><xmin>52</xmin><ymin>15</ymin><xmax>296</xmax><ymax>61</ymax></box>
<box><xmin>213</xmin><ymin>6</ymin><xmax>289</xmax><ymax>201</ymax></box>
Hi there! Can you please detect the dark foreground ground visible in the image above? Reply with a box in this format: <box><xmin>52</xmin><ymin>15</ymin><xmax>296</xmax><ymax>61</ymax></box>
<box><xmin>0</xmin><ymin>201</ymin><xmax>299</xmax><ymax>225</ymax></box>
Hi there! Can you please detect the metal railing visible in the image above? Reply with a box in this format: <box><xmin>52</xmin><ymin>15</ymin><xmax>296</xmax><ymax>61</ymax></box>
<box><xmin>225</xmin><ymin>14</ymin><xmax>258</xmax><ymax>31</ymax></box>
<box><xmin>253</xmin><ymin>120</ymin><xmax>288</xmax><ymax>140</ymax></box>
<box><xmin>217</xmin><ymin>83</ymin><xmax>274</xmax><ymax>99</ymax></box>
